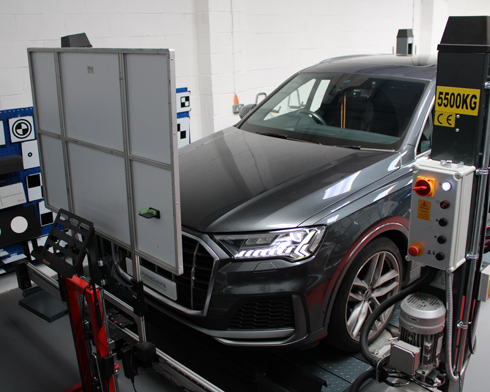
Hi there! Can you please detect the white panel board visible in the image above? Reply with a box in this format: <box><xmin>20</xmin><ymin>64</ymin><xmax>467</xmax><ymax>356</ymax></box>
<box><xmin>132</xmin><ymin>160</ymin><xmax>179</xmax><ymax>267</ymax></box>
<box><xmin>29</xmin><ymin>51</ymin><xmax>61</xmax><ymax>135</ymax></box>
<box><xmin>38</xmin><ymin>134</ymin><xmax>69</xmax><ymax>211</ymax></box>
<box><xmin>126</xmin><ymin>53</ymin><xmax>172</xmax><ymax>164</ymax></box>
<box><xmin>68</xmin><ymin>142</ymin><xmax>131</xmax><ymax>245</ymax></box>
<box><xmin>60</xmin><ymin>52</ymin><xmax>124</xmax><ymax>151</ymax></box>
<box><xmin>28</xmin><ymin>48</ymin><xmax>182</xmax><ymax>275</ymax></box>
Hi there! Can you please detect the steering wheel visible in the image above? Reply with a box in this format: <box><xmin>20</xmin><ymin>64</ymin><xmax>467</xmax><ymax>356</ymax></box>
<box><xmin>298</xmin><ymin>109</ymin><xmax>327</xmax><ymax>126</ymax></box>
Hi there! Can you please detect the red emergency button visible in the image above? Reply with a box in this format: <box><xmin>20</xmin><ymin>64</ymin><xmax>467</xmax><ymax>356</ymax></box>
<box><xmin>408</xmin><ymin>246</ymin><xmax>421</xmax><ymax>257</ymax></box>
<box><xmin>408</xmin><ymin>242</ymin><xmax>424</xmax><ymax>257</ymax></box>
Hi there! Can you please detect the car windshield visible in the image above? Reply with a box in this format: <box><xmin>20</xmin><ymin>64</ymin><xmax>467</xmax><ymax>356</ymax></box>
<box><xmin>239</xmin><ymin>72</ymin><xmax>427</xmax><ymax>150</ymax></box>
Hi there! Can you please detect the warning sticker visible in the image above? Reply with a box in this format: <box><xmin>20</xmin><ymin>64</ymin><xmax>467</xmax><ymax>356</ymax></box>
<box><xmin>417</xmin><ymin>199</ymin><xmax>431</xmax><ymax>221</ymax></box>
<box><xmin>435</xmin><ymin>86</ymin><xmax>480</xmax><ymax>116</ymax></box>
<box><xmin>435</xmin><ymin>111</ymin><xmax>456</xmax><ymax>128</ymax></box>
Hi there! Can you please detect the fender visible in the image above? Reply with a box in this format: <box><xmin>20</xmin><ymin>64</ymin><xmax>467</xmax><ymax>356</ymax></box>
<box><xmin>322</xmin><ymin>215</ymin><xmax>409</xmax><ymax>327</ymax></box>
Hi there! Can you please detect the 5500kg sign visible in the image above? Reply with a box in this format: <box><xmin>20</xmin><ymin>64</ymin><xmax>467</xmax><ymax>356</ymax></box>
<box><xmin>435</xmin><ymin>86</ymin><xmax>480</xmax><ymax>116</ymax></box>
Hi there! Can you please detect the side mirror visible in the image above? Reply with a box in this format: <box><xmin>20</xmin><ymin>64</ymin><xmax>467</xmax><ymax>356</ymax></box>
<box><xmin>239</xmin><ymin>92</ymin><xmax>267</xmax><ymax>119</ymax></box>
<box><xmin>239</xmin><ymin>103</ymin><xmax>256</xmax><ymax>119</ymax></box>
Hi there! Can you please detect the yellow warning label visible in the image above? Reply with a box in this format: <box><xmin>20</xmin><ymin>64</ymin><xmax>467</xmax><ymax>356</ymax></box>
<box><xmin>436</xmin><ymin>86</ymin><xmax>480</xmax><ymax>116</ymax></box>
<box><xmin>435</xmin><ymin>111</ymin><xmax>456</xmax><ymax>128</ymax></box>
<box><xmin>417</xmin><ymin>199</ymin><xmax>431</xmax><ymax>221</ymax></box>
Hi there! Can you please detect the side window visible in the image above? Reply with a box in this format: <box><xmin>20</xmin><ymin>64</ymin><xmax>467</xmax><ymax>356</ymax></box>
<box><xmin>417</xmin><ymin>105</ymin><xmax>434</xmax><ymax>155</ymax></box>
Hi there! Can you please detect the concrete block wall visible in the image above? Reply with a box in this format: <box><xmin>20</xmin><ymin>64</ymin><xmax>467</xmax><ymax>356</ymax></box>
<box><xmin>0</xmin><ymin>0</ymin><xmax>204</xmax><ymax>136</ymax></box>
<box><xmin>1</xmin><ymin>0</ymin><xmax>490</xmax><ymax>141</ymax></box>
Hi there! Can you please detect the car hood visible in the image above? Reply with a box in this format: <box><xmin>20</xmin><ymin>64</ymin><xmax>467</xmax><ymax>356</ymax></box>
<box><xmin>179</xmin><ymin>127</ymin><xmax>400</xmax><ymax>233</ymax></box>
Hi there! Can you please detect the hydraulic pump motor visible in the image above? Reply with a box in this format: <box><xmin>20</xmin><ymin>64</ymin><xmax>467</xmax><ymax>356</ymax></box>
<box><xmin>391</xmin><ymin>293</ymin><xmax>446</xmax><ymax>384</ymax></box>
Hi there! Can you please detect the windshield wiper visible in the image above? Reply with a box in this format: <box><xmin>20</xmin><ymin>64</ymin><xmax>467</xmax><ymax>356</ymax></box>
<box><xmin>256</xmin><ymin>131</ymin><xmax>325</xmax><ymax>145</ymax></box>
<box><xmin>257</xmin><ymin>132</ymin><xmax>289</xmax><ymax>139</ymax></box>
<box><xmin>334</xmin><ymin>145</ymin><xmax>363</xmax><ymax>149</ymax></box>
<box><xmin>334</xmin><ymin>145</ymin><xmax>396</xmax><ymax>152</ymax></box>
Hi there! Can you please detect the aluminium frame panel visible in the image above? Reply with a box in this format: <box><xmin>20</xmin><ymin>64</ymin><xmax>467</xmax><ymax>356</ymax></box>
<box><xmin>28</xmin><ymin>47</ymin><xmax>183</xmax><ymax>276</ymax></box>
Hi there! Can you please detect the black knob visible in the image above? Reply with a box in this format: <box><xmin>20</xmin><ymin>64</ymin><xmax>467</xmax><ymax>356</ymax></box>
<box><xmin>436</xmin><ymin>252</ymin><xmax>445</xmax><ymax>261</ymax></box>
<box><xmin>439</xmin><ymin>218</ymin><xmax>448</xmax><ymax>227</ymax></box>
<box><xmin>437</xmin><ymin>236</ymin><xmax>447</xmax><ymax>244</ymax></box>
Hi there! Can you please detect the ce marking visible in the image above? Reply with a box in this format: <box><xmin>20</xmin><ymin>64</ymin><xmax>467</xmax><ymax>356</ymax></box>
<box><xmin>435</xmin><ymin>111</ymin><xmax>456</xmax><ymax>128</ymax></box>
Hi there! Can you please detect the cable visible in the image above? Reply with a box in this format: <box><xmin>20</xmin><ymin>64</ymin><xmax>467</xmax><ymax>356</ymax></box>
<box><xmin>80</xmin><ymin>283</ymin><xmax>93</xmax><ymax>388</ymax></box>
<box><xmin>131</xmin><ymin>377</ymin><xmax>138</xmax><ymax>392</ymax></box>
<box><xmin>348</xmin><ymin>368</ymin><xmax>376</xmax><ymax>392</ymax></box>
<box><xmin>349</xmin><ymin>267</ymin><xmax>438</xmax><ymax>392</ymax></box>
<box><xmin>360</xmin><ymin>266</ymin><xmax>438</xmax><ymax>366</ymax></box>
<box><xmin>468</xmin><ymin>298</ymin><xmax>480</xmax><ymax>355</ymax></box>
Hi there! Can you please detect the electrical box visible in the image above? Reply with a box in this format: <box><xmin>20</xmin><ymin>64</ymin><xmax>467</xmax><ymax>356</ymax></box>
<box><xmin>478</xmin><ymin>263</ymin><xmax>490</xmax><ymax>302</ymax></box>
<box><xmin>390</xmin><ymin>340</ymin><xmax>421</xmax><ymax>376</ymax></box>
<box><xmin>408</xmin><ymin>159</ymin><xmax>475</xmax><ymax>271</ymax></box>
<box><xmin>396</xmin><ymin>28</ymin><xmax>414</xmax><ymax>56</ymax></box>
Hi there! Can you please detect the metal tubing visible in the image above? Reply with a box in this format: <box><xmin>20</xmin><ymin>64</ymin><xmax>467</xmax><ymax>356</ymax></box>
<box><xmin>26</xmin><ymin>263</ymin><xmax>62</xmax><ymax>301</ymax></box>
<box><xmin>445</xmin><ymin>271</ymin><xmax>459</xmax><ymax>382</ymax></box>
<box><xmin>132</xmin><ymin>254</ymin><xmax>146</xmax><ymax>341</ymax></box>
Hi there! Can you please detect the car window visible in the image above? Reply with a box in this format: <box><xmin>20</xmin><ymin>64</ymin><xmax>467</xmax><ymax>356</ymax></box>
<box><xmin>241</xmin><ymin>72</ymin><xmax>428</xmax><ymax>151</ymax></box>
<box><xmin>266</xmin><ymin>79</ymin><xmax>316</xmax><ymax>119</ymax></box>
<box><xmin>416</xmin><ymin>105</ymin><xmax>434</xmax><ymax>155</ymax></box>
<box><xmin>310</xmin><ymin>79</ymin><xmax>331</xmax><ymax>112</ymax></box>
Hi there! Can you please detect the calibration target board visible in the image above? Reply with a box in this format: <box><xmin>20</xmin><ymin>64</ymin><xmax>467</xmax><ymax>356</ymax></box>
<box><xmin>28</xmin><ymin>48</ymin><xmax>183</xmax><ymax>275</ymax></box>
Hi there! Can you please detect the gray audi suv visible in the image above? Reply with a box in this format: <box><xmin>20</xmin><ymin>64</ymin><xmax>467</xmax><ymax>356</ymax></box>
<box><xmin>141</xmin><ymin>54</ymin><xmax>437</xmax><ymax>351</ymax></box>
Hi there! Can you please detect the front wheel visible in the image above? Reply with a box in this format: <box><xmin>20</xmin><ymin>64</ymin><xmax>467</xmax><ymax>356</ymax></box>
<box><xmin>327</xmin><ymin>237</ymin><xmax>402</xmax><ymax>352</ymax></box>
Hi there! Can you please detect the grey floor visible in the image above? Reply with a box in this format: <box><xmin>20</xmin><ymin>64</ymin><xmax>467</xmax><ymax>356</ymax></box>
<box><xmin>0</xmin><ymin>271</ymin><xmax>489</xmax><ymax>392</ymax></box>
<box><xmin>0</xmin><ymin>281</ymin><xmax>183</xmax><ymax>392</ymax></box>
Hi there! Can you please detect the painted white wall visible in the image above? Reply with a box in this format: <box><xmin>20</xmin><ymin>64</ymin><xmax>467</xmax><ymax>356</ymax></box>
<box><xmin>0</xmin><ymin>0</ymin><xmax>203</xmax><ymax>135</ymax></box>
<box><xmin>1</xmin><ymin>0</ymin><xmax>490</xmax><ymax>140</ymax></box>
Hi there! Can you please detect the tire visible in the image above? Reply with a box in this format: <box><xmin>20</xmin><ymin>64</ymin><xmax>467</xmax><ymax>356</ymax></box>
<box><xmin>327</xmin><ymin>237</ymin><xmax>402</xmax><ymax>352</ymax></box>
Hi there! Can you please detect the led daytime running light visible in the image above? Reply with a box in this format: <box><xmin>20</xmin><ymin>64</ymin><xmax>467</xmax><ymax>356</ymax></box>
<box><xmin>216</xmin><ymin>227</ymin><xmax>325</xmax><ymax>262</ymax></box>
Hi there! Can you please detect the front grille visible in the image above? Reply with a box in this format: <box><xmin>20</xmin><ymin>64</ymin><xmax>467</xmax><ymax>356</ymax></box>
<box><xmin>175</xmin><ymin>235</ymin><xmax>215</xmax><ymax>310</ymax></box>
<box><xmin>142</xmin><ymin>235</ymin><xmax>215</xmax><ymax>311</ymax></box>
<box><xmin>230</xmin><ymin>297</ymin><xmax>294</xmax><ymax>329</ymax></box>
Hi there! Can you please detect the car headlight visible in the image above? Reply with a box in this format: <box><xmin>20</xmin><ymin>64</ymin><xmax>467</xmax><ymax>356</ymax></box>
<box><xmin>215</xmin><ymin>227</ymin><xmax>326</xmax><ymax>262</ymax></box>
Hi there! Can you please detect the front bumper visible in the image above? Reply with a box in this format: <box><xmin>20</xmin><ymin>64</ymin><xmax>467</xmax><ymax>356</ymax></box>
<box><xmin>145</xmin><ymin>288</ymin><xmax>310</xmax><ymax>346</ymax></box>
<box><xmin>140</xmin><ymin>230</ymin><xmax>330</xmax><ymax>347</ymax></box>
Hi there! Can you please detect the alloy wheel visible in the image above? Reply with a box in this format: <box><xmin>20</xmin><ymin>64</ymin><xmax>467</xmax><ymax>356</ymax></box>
<box><xmin>345</xmin><ymin>250</ymin><xmax>401</xmax><ymax>341</ymax></box>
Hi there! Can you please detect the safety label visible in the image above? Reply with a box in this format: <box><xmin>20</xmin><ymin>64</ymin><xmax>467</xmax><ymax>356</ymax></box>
<box><xmin>417</xmin><ymin>199</ymin><xmax>431</xmax><ymax>221</ymax></box>
<box><xmin>435</xmin><ymin>86</ymin><xmax>480</xmax><ymax>116</ymax></box>
<box><xmin>434</xmin><ymin>111</ymin><xmax>456</xmax><ymax>128</ymax></box>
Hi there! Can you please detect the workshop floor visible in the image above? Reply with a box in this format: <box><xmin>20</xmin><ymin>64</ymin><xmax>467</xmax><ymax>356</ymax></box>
<box><xmin>0</xmin><ymin>270</ymin><xmax>489</xmax><ymax>392</ymax></box>
<box><xmin>0</xmin><ymin>276</ymin><xmax>183</xmax><ymax>392</ymax></box>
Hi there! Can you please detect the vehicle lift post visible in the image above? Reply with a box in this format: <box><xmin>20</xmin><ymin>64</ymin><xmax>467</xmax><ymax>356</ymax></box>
<box><xmin>431</xmin><ymin>16</ymin><xmax>490</xmax><ymax>390</ymax></box>
<box><xmin>354</xmin><ymin>16</ymin><xmax>490</xmax><ymax>392</ymax></box>
<box><xmin>398</xmin><ymin>15</ymin><xmax>490</xmax><ymax>392</ymax></box>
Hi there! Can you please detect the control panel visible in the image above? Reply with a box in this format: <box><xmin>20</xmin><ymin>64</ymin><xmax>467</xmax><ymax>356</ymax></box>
<box><xmin>408</xmin><ymin>159</ymin><xmax>475</xmax><ymax>271</ymax></box>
